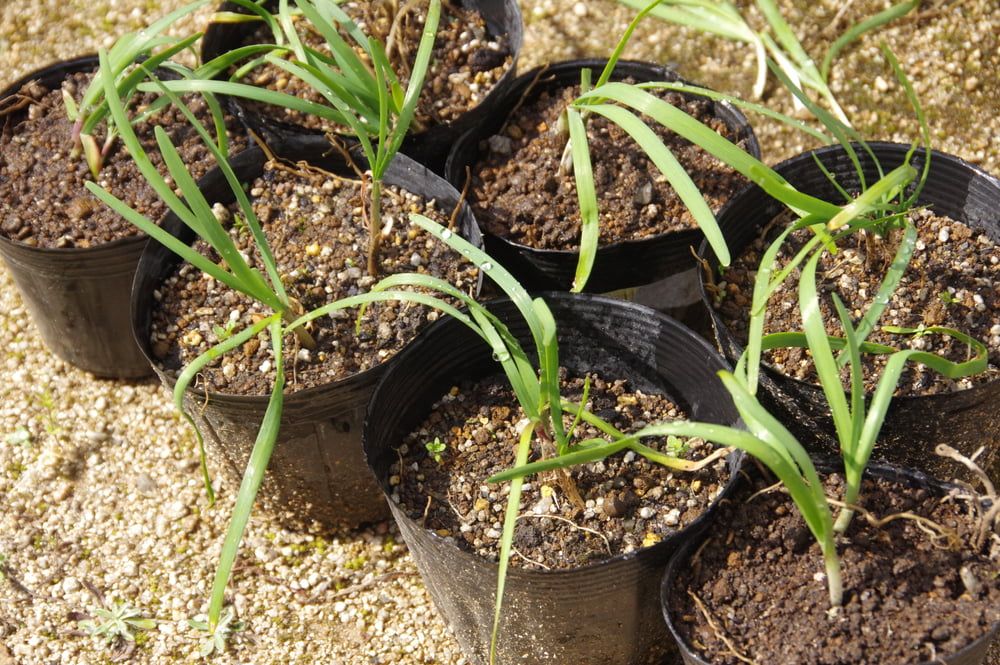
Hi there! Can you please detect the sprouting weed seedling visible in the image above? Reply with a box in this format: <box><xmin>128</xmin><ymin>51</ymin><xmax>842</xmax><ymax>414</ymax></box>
<box><xmin>33</xmin><ymin>390</ymin><xmax>62</xmax><ymax>436</ymax></box>
<box><xmin>938</xmin><ymin>290</ymin><xmax>960</xmax><ymax>306</ymax></box>
<box><xmin>665</xmin><ymin>435</ymin><xmax>688</xmax><ymax>457</ymax></box>
<box><xmin>78</xmin><ymin>600</ymin><xmax>157</xmax><ymax>646</ymax></box>
<box><xmin>188</xmin><ymin>606</ymin><xmax>245</xmax><ymax>658</ymax></box>
<box><xmin>212</xmin><ymin>314</ymin><xmax>239</xmax><ymax>342</ymax></box>
<box><xmin>425</xmin><ymin>437</ymin><xmax>446</xmax><ymax>464</ymax></box>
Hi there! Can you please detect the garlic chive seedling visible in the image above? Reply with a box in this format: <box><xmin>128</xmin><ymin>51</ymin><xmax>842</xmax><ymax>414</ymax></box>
<box><xmin>564</xmin><ymin>0</ymin><xmax>918</xmax><ymax>293</ymax></box>
<box><xmin>490</xmin><ymin>251</ymin><xmax>986</xmax><ymax>609</ymax></box>
<box><xmin>140</xmin><ymin>0</ymin><xmax>441</xmax><ymax>277</ymax></box>
<box><xmin>364</xmin><ymin>215</ymin><xmax>731</xmax><ymax>662</ymax></box>
<box><xmin>84</xmin><ymin>52</ymin><xmax>470</xmax><ymax>650</ymax></box>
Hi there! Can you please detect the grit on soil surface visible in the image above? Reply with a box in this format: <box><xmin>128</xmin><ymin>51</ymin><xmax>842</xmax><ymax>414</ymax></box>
<box><xmin>1</xmin><ymin>0</ymin><xmax>998</xmax><ymax>663</ymax></box>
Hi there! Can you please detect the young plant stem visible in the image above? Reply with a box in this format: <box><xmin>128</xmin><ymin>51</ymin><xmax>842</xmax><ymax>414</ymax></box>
<box><xmin>833</xmin><ymin>503</ymin><xmax>854</xmax><ymax>534</ymax></box>
<box><xmin>824</xmin><ymin>543</ymin><xmax>843</xmax><ymax>607</ymax></box>
<box><xmin>368</xmin><ymin>178</ymin><xmax>383</xmax><ymax>276</ymax></box>
<box><xmin>535</xmin><ymin>422</ymin><xmax>586</xmax><ymax>512</ymax></box>
<box><xmin>280</xmin><ymin>297</ymin><xmax>317</xmax><ymax>349</ymax></box>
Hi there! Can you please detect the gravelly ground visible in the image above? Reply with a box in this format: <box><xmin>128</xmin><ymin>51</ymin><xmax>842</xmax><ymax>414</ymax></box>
<box><xmin>0</xmin><ymin>1</ymin><xmax>998</xmax><ymax>664</ymax></box>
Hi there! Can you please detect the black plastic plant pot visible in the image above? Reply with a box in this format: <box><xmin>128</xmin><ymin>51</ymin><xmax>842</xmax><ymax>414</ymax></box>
<box><xmin>661</xmin><ymin>461</ymin><xmax>1000</xmax><ymax>665</ymax></box>
<box><xmin>699</xmin><ymin>142</ymin><xmax>1000</xmax><ymax>483</ymax></box>
<box><xmin>444</xmin><ymin>59</ymin><xmax>761</xmax><ymax>312</ymax></box>
<box><xmin>201</xmin><ymin>0</ymin><xmax>524</xmax><ymax>174</ymax></box>
<box><xmin>0</xmin><ymin>55</ymin><xmax>153</xmax><ymax>379</ymax></box>
<box><xmin>363</xmin><ymin>292</ymin><xmax>744</xmax><ymax>665</ymax></box>
<box><xmin>131</xmin><ymin>136</ymin><xmax>483</xmax><ymax>532</ymax></box>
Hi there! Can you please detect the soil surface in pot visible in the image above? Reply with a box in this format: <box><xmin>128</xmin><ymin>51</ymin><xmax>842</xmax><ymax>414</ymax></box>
<box><xmin>234</xmin><ymin>1</ymin><xmax>512</xmax><ymax>132</ymax></box>
<box><xmin>469</xmin><ymin>81</ymin><xmax>748</xmax><ymax>250</ymax></box>
<box><xmin>0</xmin><ymin>71</ymin><xmax>247</xmax><ymax>248</ymax></box>
<box><xmin>669</xmin><ymin>470</ymin><xmax>1000</xmax><ymax>665</ymax></box>
<box><xmin>150</xmin><ymin>159</ymin><xmax>478</xmax><ymax>395</ymax></box>
<box><xmin>714</xmin><ymin>208</ymin><xmax>1000</xmax><ymax>395</ymax></box>
<box><xmin>390</xmin><ymin>371</ymin><xmax>732</xmax><ymax>569</ymax></box>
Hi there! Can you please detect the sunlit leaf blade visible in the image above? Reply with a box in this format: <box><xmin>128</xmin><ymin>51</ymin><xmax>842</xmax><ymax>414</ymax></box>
<box><xmin>207</xmin><ymin>319</ymin><xmax>285</xmax><ymax>627</ymax></box>
<box><xmin>567</xmin><ymin>107</ymin><xmax>599</xmax><ymax>292</ymax></box>
<box><xmin>489</xmin><ymin>424</ymin><xmax>534</xmax><ymax>665</ymax></box>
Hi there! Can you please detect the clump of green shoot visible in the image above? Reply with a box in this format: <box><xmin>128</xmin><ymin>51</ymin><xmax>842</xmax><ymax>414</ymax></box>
<box><xmin>558</xmin><ymin>0</ymin><xmax>736</xmax><ymax>291</ymax></box>
<box><xmin>362</xmin><ymin>215</ymin><xmax>733</xmax><ymax>663</ymax></box>
<box><xmin>86</xmin><ymin>47</ymin><xmax>474</xmax><ymax>649</ymax></box>
<box><xmin>142</xmin><ymin>0</ymin><xmax>441</xmax><ymax>276</ymax></box>
<box><xmin>491</xmin><ymin>249</ymin><xmax>986</xmax><ymax>608</ymax></box>
<box><xmin>564</xmin><ymin>0</ymin><xmax>919</xmax><ymax>293</ymax></box>
<box><xmin>62</xmin><ymin>0</ymin><xmax>211</xmax><ymax>177</ymax></box>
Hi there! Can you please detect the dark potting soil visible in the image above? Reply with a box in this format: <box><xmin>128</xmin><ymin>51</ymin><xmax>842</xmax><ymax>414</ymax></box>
<box><xmin>469</xmin><ymin>81</ymin><xmax>748</xmax><ymax>250</ymax></box>
<box><xmin>150</xmin><ymin>160</ymin><xmax>478</xmax><ymax>395</ymax></box>
<box><xmin>235</xmin><ymin>1</ymin><xmax>512</xmax><ymax>132</ymax></box>
<box><xmin>669</xmin><ymin>471</ymin><xmax>1000</xmax><ymax>665</ymax></box>
<box><xmin>390</xmin><ymin>371</ymin><xmax>732</xmax><ymax>570</ymax></box>
<box><xmin>714</xmin><ymin>208</ymin><xmax>1000</xmax><ymax>395</ymax></box>
<box><xmin>0</xmin><ymin>71</ymin><xmax>247</xmax><ymax>248</ymax></box>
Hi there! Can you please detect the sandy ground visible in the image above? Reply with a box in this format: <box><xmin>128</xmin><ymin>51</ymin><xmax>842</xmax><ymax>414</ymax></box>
<box><xmin>0</xmin><ymin>0</ymin><xmax>998</xmax><ymax>663</ymax></box>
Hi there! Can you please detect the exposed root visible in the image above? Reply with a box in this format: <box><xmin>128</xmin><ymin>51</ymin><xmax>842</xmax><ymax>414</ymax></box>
<box><xmin>420</xmin><ymin>495</ymin><xmax>433</xmax><ymax>527</ymax></box>
<box><xmin>745</xmin><ymin>480</ymin><xmax>783</xmax><ymax>504</ymax></box>
<box><xmin>687</xmin><ymin>590</ymin><xmax>760</xmax><ymax>665</ymax></box>
<box><xmin>691</xmin><ymin>245</ymin><xmax>717</xmax><ymax>298</ymax></box>
<box><xmin>321</xmin><ymin>571</ymin><xmax>416</xmax><ymax>602</ymax></box>
<box><xmin>512</xmin><ymin>546</ymin><xmax>550</xmax><ymax>570</ymax></box>
<box><xmin>385</xmin><ymin>0</ymin><xmax>426</xmax><ymax>67</ymax></box>
<box><xmin>670</xmin><ymin>446</ymin><xmax>734</xmax><ymax>473</ymax></box>
<box><xmin>824</xmin><ymin>0</ymin><xmax>858</xmax><ymax>34</ymax></box>
<box><xmin>936</xmin><ymin>444</ymin><xmax>999</xmax><ymax>550</ymax></box>
<box><xmin>825</xmin><ymin>497</ymin><xmax>960</xmax><ymax>550</ymax></box>
<box><xmin>448</xmin><ymin>165</ymin><xmax>472</xmax><ymax>231</ymax></box>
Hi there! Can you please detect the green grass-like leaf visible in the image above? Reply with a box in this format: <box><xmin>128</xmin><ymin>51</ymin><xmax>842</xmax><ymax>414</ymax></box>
<box><xmin>207</xmin><ymin>319</ymin><xmax>285</xmax><ymax>627</ymax></box>
<box><xmin>567</xmin><ymin>107</ymin><xmax>599</xmax><ymax>292</ymax></box>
